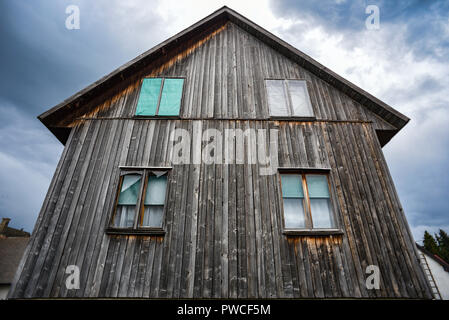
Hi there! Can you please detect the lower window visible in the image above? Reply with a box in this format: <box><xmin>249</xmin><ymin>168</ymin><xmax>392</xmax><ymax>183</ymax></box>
<box><xmin>279</xmin><ymin>171</ymin><xmax>337</xmax><ymax>232</ymax></box>
<box><xmin>108</xmin><ymin>168</ymin><xmax>169</xmax><ymax>235</ymax></box>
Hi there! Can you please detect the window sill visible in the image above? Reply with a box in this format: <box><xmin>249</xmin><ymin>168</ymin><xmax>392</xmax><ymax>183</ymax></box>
<box><xmin>133</xmin><ymin>115</ymin><xmax>180</xmax><ymax>119</ymax></box>
<box><xmin>105</xmin><ymin>227</ymin><xmax>166</xmax><ymax>236</ymax></box>
<box><xmin>282</xmin><ymin>229</ymin><xmax>344</xmax><ymax>236</ymax></box>
<box><xmin>270</xmin><ymin>116</ymin><xmax>316</xmax><ymax>121</ymax></box>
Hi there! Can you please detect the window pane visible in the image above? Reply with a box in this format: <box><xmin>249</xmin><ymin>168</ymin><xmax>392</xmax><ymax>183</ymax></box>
<box><xmin>144</xmin><ymin>175</ymin><xmax>167</xmax><ymax>205</ymax></box>
<box><xmin>114</xmin><ymin>205</ymin><xmax>136</xmax><ymax>228</ymax></box>
<box><xmin>141</xmin><ymin>175</ymin><xmax>167</xmax><ymax>228</ymax></box>
<box><xmin>306</xmin><ymin>175</ymin><xmax>330</xmax><ymax>198</ymax></box>
<box><xmin>135</xmin><ymin>78</ymin><xmax>162</xmax><ymax>116</ymax></box>
<box><xmin>283</xmin><ymin>198</ymin><xmax>306</xmax><ymax>228</ymax></box>
<box><xmin>310</xmin><ymin>198</ymin><xmax>334</xmax><ymax>228</ymax></box>
<box><xmin>118</xmin><ymin>174</ymin><xmax>141</xmax><ymax>205</ymax></box>
<box><xmin>281</xmin><ymin>174</ymin><xmax>304</xmax><ymax>198</ymax></box>
<box><xmin>288</xmin><ymin>80</ymin><xmax>314</xmax><ymax>117</ymax></box>
<box><xmin>266</xmin><ymin>80</ymin><xmax>289</xmax><ymax>116</ymax></box>
<box><xmin>142</xmin><ymin>205</ymin><xmax>164</xmax><ymax>227</ymax></box>
<box><xmin>158</xmin><ymin>78</ymin><xmax>184</xmax><ymax>116</ymax></box>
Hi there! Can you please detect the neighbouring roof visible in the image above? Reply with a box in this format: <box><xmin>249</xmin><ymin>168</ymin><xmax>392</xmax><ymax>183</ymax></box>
<box><xmin>38</xmin><ymin>6</ymin><xmax>410</xmax><ymax>145</ymax></box>
<box><xmin>417</xmin><ymin>243</ymin><xmax>449</xmax><ymax>272</ymax></box>
<box><xmin>0</xmin><ymin>218</ymin><xmax>30</xmax><ymax>238</ymax></box>
<box><xmin>0</xmin><ymin>227</ymin><xmax>30</xmax><ymax>238</ymax></box>
<box><xmin>0</xmin><ymin>238</ymin><xmax>29</xmax><ymax>284</ymax></box>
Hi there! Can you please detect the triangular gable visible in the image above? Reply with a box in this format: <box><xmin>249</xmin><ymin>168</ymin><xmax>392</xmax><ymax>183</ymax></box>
<box><xmin>38</xmin><ymin>6</ymin><xmax>409</xmax><ymax>145</ymax></box>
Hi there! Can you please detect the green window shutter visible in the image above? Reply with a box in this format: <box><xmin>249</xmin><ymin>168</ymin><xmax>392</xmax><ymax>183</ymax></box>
<box><xmin>280</xmin><ymin>174</ymin><xmax>304</xmax><ymax>198</ymax></box>
<box><xmin>158</xmin><ymin>78</ymin><xmax>184</xmax><ymax>116</ymax></box>
<box><xmin>118</xmin><ymin>174</ymin><xmax>142</xmax><ymax>205</ymax></box>
<box><xmin>306</xmin><ymin>175</ymin><xmax>330</xmax><ymax>198</ymax></box>
<box><xmin>135</xmin><ymin>78</ymin><xmax>162</xmax><ymax>116</ymax></box>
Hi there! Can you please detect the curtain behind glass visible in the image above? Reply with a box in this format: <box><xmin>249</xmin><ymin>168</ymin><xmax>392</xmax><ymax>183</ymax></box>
<box><xmin>142</xmin><ymin>175</ymin><xmax>167</xmax><ymax>227</ymax></box>
<box><xmin>281</xmin><ymin>174</ymin><xmax>306</xmax><ymax>228</ymax></box>
<box><xmin>288</xmin><ymin>80</ymin><xmax>314</xmax><ymax>117</ymax></box>
<box><xmin>114</xmin><ymin>174</ymin><xmax>141</xmax><ymax>227</ymax></box>
<box><xmin>266</xmin><ymin>80</ymin><xmax>289</xmax><ymax>116</ymax></box>
<box><xmin>306</xmin><ymin>175</ymin><xmax>334</xmax><ymax>228</ymax></box>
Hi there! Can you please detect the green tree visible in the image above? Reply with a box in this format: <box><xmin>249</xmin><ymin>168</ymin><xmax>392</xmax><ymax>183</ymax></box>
<box><xmin>423</xmin><ymin>231</ymin><xmax>440</xmax><ymax>256</ymax></box>
<box><xmin>435</xmin><ymin>229</ymin><xmax>449</xmax><ymax>264</ymax></box>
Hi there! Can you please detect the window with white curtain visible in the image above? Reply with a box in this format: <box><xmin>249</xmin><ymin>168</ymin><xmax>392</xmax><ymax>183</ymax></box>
<box><xmin>280</xmin><ymin>171</ymin><xmax>335</xmax><ymax>230</ymax></box>
<box><xmin>110</xmin><ymin>168</ymin><xmax>169</xmax><ymax>234</ymax></box>
<box><xmin>266</xmin><ymin>79</ymin><xmax>314</xmax><ymax>117</ymax></box>
<box><xmin>115</xmin><ymin>174</ymin><xmax>142</xmax><ymax>228</ymax></box>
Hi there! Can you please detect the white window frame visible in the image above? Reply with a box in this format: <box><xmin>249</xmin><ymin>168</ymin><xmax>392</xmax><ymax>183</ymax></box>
<box><xmin>265</xmin><ymin>79</ymin><xmax>315</xmax><ymax>118</ymax></box>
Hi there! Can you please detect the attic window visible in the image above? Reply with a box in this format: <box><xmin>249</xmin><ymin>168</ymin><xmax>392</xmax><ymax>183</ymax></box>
<box><xmin>266</xmin><ymin>79</ymin><xmax>314</xmax><ymax>118</ymax></box>
<box><xmin>107</xmin><ymin>168</ymin><xmax>170</xmax><ymax>235</ymax></box>
<box><xmin>279</xmin><ymin>170</ymin><xmax>342</xmax><ymax>236</ymax></box>
<box><xmin>135</xmin><ymin>77</ymin><xmax>184</xmax><ymax>116</ymax></box>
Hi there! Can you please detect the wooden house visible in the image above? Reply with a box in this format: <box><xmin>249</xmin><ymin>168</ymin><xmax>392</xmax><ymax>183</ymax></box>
<box><xmin>8</xmin><ymin>7</ymin><xmax>433</xmax><ymax>299</ymax></box>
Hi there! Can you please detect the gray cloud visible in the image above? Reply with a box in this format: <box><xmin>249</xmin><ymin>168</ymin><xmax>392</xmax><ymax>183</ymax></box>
<box><xmin>0</xmin><ymin>101</ymin><xmax>62</xmax><ymax>231</ymax></box>
<box><xmin>271</xmin><ymin>0</ymin><xmax>449</xmax><ymax>62</ymax></box>
<box><xmin>267</xmin><ymin>0</ymin><xmax>449</xmax><ymax>242</ymax></box>
<box><xmin>0</xmin><ymin>0</ymin><xmax>167</xmax><ymax>231</ymax></box>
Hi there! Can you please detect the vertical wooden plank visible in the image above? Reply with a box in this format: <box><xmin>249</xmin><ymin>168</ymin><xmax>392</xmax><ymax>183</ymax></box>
<box><xmin>202</xmin><ymin>125</ymin><xmax>216</xmax><ymax>297</ymax></box>
<box><xmin>228</xmin><ymin>122</ymin><xmax>238</xmax><ymax>298</ymax></box>
<box><xmin>221</xmin><ymin>28</ymin><xmax>228</xmax><ymax>119</ymax></box>
<box><xmin>85</xmin><ymin>119</ymin><xmax>128</xmax><ymax>297</ymax></box>
<box><xmin>193</xmin><ymin>124</ymin><xmax>208</xmax><ymax>297</ymax></box>
<box><xmin>220</xmin><ymin>122</ymin><xmax>229</xmax><ymax>298</ymax></box>
<box><xmin>52</xmin><ymin>119</ymin><xmax>110</xmax><ymax>297</ymax></box>
<box><xmin>8</xmin><ymin>125</ymin><xmax>77</xmax><ymax>298</ymax></box>
<box><xmin>212</xmin><ymin>122</ymin><xmax>223</xmax><ymax>298</ymax></box>
<box><xmin>319</xmin><ymin>122</ymin><xmax>364</xmax><ymax>297</ymax></box>
<box><xmin>293</xmin><ymin>238</ymin><xmax>308</xmax><ymax>297</ymax></box>
<box><xmin>166</xmin><ymin>162</ymin><xmax>189</xmax><ymax>297</ymax></box>
<box><xmin>70</xmin><ymin>120</ymin><xmax>116</xmax><ymax>298</ymax></box>
<box><xmin>117</xmin><ymin>237</ymin><xmax>137</xmax><ymax>297</ymax></box>
<box><xmin>23</xmin><ymin>120</ymin><xmax>94</xmax><ymax>297</ymax></box>
<box><xmin>253</xmin><ymin>121</ymin><xmax>266</xmax><ymax>298</ymax></box>
<box><xmin>186</xmin><ymin>121</ymin><xmax>202</xmax><ymax>297</ymax></box>
<box><xmin>37</xmin><ymin>120</ymin><xmax>102</xmax><ymax>296</ymax></box>
<box><xmin>244</xmin><ymin>122</ymin><xmax>257</xmax><ymax>298</ymax></box>
<box><xmin>344</xmin><ymin>122</ymin><xmax>402</xmax><ymax>297</ymax></box>
<box><xmin>257</xmin><ymin>126</ymin><xmax>277</xmax><ymax>297</ymax></box>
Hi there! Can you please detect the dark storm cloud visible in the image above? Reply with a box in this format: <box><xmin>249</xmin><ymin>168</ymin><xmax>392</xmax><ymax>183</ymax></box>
<box><xmin>0</xmin><ymin>1</ymin><xmax>134</xmax><ymax>114</ymax></box>
<box><xmin>0</xmin><ymin>0</ymin><xmax>166</xmax><ymax>231</ymax></box>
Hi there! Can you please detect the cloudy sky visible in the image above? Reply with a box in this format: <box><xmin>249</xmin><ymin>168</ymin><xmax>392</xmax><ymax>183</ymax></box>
<box><xmin>0</xmin><ymin>0</ymin><xmax>448</xmax><ymax>242</ymax></box>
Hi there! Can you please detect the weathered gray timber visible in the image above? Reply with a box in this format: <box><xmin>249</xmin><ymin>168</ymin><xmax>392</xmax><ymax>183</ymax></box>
<box><xmin>8</xmin><ymin>7</ymin><xmax>433</xmax><ymax>299</ymax></box>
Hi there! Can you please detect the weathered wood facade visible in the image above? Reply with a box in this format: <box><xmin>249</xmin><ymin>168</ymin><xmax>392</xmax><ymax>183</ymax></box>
<box><xmin>9</xmin><ymin>7</ymin><xmax>433</xmax><ymax>298</ymax></box>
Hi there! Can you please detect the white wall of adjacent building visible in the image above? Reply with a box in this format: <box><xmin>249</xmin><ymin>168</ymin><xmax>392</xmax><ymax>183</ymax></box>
<box><xmin>422</xmin><ymin>252</ymin><xmax>449</xmax><ymax>300</ymax></box>
<box><xmin>0</xmin><ymin>284</ymin><xmax>10</xmax><ymax>300</ymax></box>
